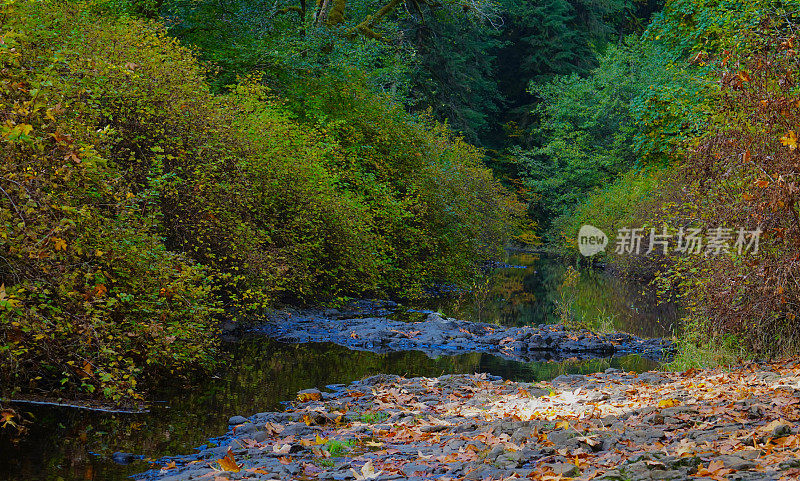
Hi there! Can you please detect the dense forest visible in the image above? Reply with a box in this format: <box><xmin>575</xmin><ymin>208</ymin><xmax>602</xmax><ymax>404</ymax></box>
<box><xmin>1</xmin><ymin>0</ymin><xmax>800</xmax><ymax>406</ymax></box>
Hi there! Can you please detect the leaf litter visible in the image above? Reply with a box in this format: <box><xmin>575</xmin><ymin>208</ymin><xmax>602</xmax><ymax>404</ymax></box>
<box><xmin>139</xmin><ymin>361</ymin><xmax>800</xmax><ymax>480</ymax></box>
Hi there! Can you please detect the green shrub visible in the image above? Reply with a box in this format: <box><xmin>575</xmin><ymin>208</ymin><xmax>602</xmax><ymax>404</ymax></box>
<box><xmin>0</xmin><ymin>0</ymin><xmax>221</xmax><ymax>400</ymax></box>
<box><xmin>0</xmin><ymin>0</ymin><xmax>520</xmax><ymax>400</ymax></box>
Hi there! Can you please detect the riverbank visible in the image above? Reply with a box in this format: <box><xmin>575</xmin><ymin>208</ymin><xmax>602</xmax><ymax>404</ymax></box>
<box><xmin>256</xmin><ymin>302</ymin><xmax>674</xmax><ymax>362</ymax></box>
<box><xmin>135</xmin><ymin>361</ymin><xmax>800</xmax><ymax>481</ymax></box>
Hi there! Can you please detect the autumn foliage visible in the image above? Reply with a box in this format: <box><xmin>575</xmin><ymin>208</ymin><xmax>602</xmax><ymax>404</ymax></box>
<box><xmin>652</xmin><ymin>12</ymin><xmax>800</xmax><ymax>354</ymax></box>
<box><xmin>0</xmin><ymin>0</ymin><xmax>520</xmax><ymax>400</ymax></box>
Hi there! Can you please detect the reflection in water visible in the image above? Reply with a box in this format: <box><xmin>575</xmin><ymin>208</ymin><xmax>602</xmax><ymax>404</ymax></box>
<box><xmin>0</xmin><ymin>254</ymin><xmax>670</xmax><ymax>481</ymax></box>
<box><xmin>418</xmin><ymin>253</ymin><xmax>678</xmax><ymax>338</ymax></box>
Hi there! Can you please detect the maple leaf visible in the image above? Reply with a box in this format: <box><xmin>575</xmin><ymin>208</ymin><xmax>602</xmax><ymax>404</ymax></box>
<box><xmin>694</xmin><ymin>460</ymin><xmax>734</xmax><ymax>480</ymax></box>
<box><xmin>216</xmin><ymin>450</ymin><xmax>241</xmax><ymax>472</ymax></box>
<box><xmin>52</xmin><ymin>238</ymin><xmax>67</xmax><ymax>251</ymax></box>
<box><xmin>278</xmin><ymin>456</ymin><xmax>292</xmax><ymax>465</ymax></box>
<box><xmin>658</xmin><ymin>399</ymin><xmax>678</xmax><ymax>408</ymax></box>
<box><xmin>0</xmin><ymin>409</ymin><xmax>17</xmax><ymax>428</ymax></box>
<box><xmin>781</xmin><ymin>130</ymin><xmax>798</xmax><ymax>150</ymax></box>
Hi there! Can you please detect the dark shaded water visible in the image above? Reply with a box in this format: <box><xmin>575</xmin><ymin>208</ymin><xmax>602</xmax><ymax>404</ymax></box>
<box><xmin>0</xmin><ymin>254</ymin><xmax>677</xmax><ymax>481</ymax></box>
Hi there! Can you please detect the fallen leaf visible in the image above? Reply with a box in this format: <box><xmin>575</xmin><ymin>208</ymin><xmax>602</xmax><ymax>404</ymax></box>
<box><xmin>216</xmin><ymin>450</ymin><xmax>241</xmax><ymax>472</ymax></box>
<box><xmin>351</xmin><ymin>460</ymin><xmax>382</xmax><ymax>480</ymax></box>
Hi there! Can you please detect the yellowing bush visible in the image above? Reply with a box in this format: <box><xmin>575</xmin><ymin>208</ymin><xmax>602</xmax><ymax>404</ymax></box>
<box><xmin>0</xmin><ymin>0</ymin><xmax>520</xmax><ymax>400</ymax></box>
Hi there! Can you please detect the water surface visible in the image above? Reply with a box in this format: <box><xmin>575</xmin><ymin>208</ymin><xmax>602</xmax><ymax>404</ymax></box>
<box><xmin>0</xmin><ymin>254</ymin><xmax>676</xmax><ymax>481</ymax></box>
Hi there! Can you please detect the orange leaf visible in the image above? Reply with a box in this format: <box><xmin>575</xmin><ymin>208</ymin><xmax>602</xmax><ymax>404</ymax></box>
<box><xmin>52</xmin><ymin>238</ymin><xmax>67</xmax><ymax>251</ymax></box>
<box><xmin>216</xmin><ymin>449</ymin><xmax>242</xmax><ymax>472</ymax></box>
<box><xmin>81</xmin><ymin>361</ymin><xmax>93</xmax><ymax>378</ymax></box>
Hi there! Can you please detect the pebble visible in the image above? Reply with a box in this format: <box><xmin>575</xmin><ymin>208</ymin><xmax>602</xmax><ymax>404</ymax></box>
<box><xmin>135</xmin><ymin>365</ymin><xmax>800</xmax><ymax>481</ymax></box>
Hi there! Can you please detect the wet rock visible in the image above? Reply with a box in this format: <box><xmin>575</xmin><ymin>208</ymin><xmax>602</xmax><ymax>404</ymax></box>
<box><xmin>547</xmin><ymin>429</ymin><xmax>579</xmax><ymax>449</ymax></box>
<box><xmin>544</xmin><ymin>462</ymin><xmax>579</xmax><ymax>477</ymax></box>
<box><xmin>779</xmin><ymin>458</ymin><xmax>800</xmax><ymax>470</ymax></box>
<box><xmin>255</xmin><ymin>306</ymin><xmax>673</xmax><ymax>362</ymax></box>
<box><xmin>770</xmin><ymin>420</ymin><xmax>793</xmax><ymax>439</ymax></box>
<box><xmin>643</xmin><ymin>413</ymin><xmax>665</xmax><ymax>425</ymax></box>
<box><xmin>495</xmin><ymin>451</ymin><xmax>522</xmax><ymax>468</ymax></box>
<box><xmin>135</xmin><ymin>365</ymin><xmax>800</xmax><ymax>481</ymax></box>
<box><xmin>111</xmin><ymin>452</ymin><xmax>143</xmax><ymax>465</ymax></box>
<box><xmin>595</xmin><ymin>469</ymin><xmax>625</xmax><ymax>480</ymax></box>
<box><xmin>718</xmin><ymin>455</ymin><xmax>756</xmax><ymax>471</ymax></box>
<box><xmin>228</xmin><ymin>415</ymin><xmax>248</xmax><ymax>425</ymax></box>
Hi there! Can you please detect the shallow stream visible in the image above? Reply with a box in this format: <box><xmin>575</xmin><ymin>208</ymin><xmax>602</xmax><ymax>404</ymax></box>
<box><xmin>0</xmin><ymin>253</ymin><xmax>677</xmax><ymax>481</ymax></box>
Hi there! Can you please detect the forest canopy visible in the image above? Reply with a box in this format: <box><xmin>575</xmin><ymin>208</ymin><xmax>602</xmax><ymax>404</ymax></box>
<box><xmin>3</xmin><ymin>0</ymin><xmax>800</xmax><ymax>402</ymax></box>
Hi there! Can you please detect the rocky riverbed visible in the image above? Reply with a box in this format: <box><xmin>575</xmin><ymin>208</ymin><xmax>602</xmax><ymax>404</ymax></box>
<box><xmin>254</xmin><ymin>301</ymin><xmax>674</xmax><ymax>362</ymax></box>
<box><xmin>137</xmin><ymin>362</ymin><xmax>800</xmax><ymax>481</ymax></box>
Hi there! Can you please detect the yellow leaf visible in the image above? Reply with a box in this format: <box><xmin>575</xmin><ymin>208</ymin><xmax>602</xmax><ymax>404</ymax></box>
<box><xmin>781</xmin><ymin>130</ymin><xmax>798</xmax><ymax>150</ymax></box>
<box><xmin>297</xmin><ymin>391</ymin><xmax>321</xmax><ymax>402</ymax></box>
<box><xmin>658</xmin><ymin>399</ymin><xmax>677</xmax><ymax>408</ymax></box>
<box><xmin>52</xmin><ymin>238</ymin><xmax>67</xmax><ymax>251</ymax></box>
<box><xmin>216</xmin><ymin>449</ymin><xmax>242</xmax><ymax>472</ymax></box>
<box><xmin>554</xmin><ymin>420</ymin><xmax>569</xmax><ymax>429</ymax></box>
